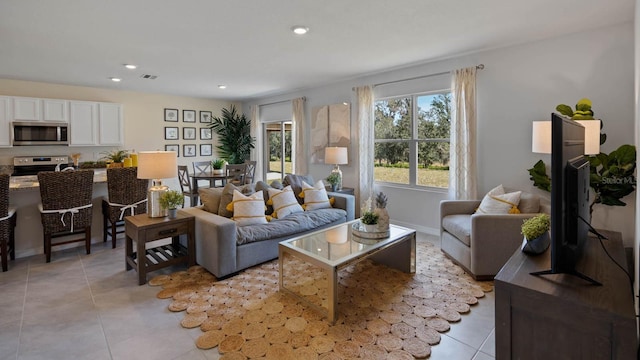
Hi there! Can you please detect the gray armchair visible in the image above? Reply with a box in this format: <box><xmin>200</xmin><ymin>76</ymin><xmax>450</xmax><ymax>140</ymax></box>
<box><xmin>440</xmin><ymin>191</ymin><xmax>549</xmax><ymax>280</ymax></box>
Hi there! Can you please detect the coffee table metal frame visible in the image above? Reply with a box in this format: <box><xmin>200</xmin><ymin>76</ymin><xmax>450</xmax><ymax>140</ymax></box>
<box><xmin>278</xmin><ymin>220</ymin><xmax>416</xmax><ymax>324</ymax></box>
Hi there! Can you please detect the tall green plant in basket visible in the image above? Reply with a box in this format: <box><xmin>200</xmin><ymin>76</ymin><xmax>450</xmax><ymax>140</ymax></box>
<box><xmin>209</xmin><ymin>105</ymin><xmax>255</xmax><ymax>164</ymax></box>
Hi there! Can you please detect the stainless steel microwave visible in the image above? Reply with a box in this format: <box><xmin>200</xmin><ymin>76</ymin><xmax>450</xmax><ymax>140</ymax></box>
<box><xmin>12</xmin><ymin>121</ymin><xmax>69</xmax><ymax>146</ymax></box>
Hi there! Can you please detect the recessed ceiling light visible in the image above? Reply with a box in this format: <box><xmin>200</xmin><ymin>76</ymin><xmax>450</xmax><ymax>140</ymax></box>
<box><xmin>110</xmin><ymin>77</ymin><xmax>121</xmax><ymax>82</ymax></box>
<box><xmin>291</xmin><ymin>25</ymin><xmax>309</xmax><ymax>35</ymax></box>
<box><xmin>218</xmin><ymin>85</ymin><xmax>227</xmax><ymax>89</ymax></box>
<box><xmin>124</xmin><ymin>64</ymin><xmax>137</xmax><ymax>70</ymax></box>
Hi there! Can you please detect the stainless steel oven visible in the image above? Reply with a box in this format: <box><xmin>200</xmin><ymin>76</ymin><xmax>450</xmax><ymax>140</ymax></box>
<box><xmin>12</xmin><ymin>156</ymin><xmax>71</xmax><ymax>176</ymax></box>
<box><xmin>12</xmin><ymin>121</ymin><xmax>69</xmax><ymax>146</ymax></box>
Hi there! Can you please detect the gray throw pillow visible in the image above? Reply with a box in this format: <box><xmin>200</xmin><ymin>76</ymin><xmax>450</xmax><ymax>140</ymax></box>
<box><xmin>254</xmin><ymin>181</ymin><xmax>274</xmax><ymax>215</ymax></box>
<box><xmin>283</xmin><ymin>174</ymin><xmax>315</xmax><ymax>204</ymax></box>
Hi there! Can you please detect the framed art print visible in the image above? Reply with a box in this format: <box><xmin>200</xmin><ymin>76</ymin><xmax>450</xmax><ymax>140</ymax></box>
<box><xmin>183</xmin><ymin>110</ymin><xmax>196</xmax><ymax>123</ymax></box>
<box><xmin>200</xmin><ymin>144</ymin><xmax>212</xmax><ymax>156</ymax></box>
<box><xmin>200</xmin><ymin>127</ymin><xmax>212</xmax><ymax>140</ymax></box>
<box><xmin>183</xmin><ymin>144</ymin><xmax>196</xmax><ymax>157</ymax></box>
<box><xmin>183</xmin><ymin>127</ymin><xmax>196</xmax><ymax>140</ymax></box>
<box><xmin>164</xmin><ymin>108</ymin><xmax>178</xmax><ymax>122</ymax></box>
<box><xmin>200</xmin><ymin>111</ymin><xmax>212</xmax><ymax>123</ymax></box>
<box><xmin>165</xmin><ymin>127</ymin><xmax>179</xmax><ymax>140</ymax></box>
<box><xmin>165</xmin><ymin>144</ymin><xmax>179</xmax><ymax>157</ymax></box>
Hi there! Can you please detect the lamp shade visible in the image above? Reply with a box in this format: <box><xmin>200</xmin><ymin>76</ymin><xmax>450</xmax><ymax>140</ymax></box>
<box><xmin>532</xmin><ymin>121</ymin><xmax>552</xmax><ymax>154</ymax></box>
<box><xmin>575</xmin><ymin>120</ymin><xmax>601</xmax><ymax>155</ymax></box>
<box><xmin>324</xmin><ymin>147</ymin><xmax>348</xmax><ymax>165</ymax></box>
<box><xmin>137</xmin><ymin>151</ymin><xmax>177</xmax><ymax>179</ymax></box>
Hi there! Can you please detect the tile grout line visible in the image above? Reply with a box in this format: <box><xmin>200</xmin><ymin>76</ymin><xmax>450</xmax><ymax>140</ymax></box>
<box><xmin>80</xmin><ymin>250</ymin><xmax>115</xmax><ymax>360</ymax></box>
<box><xmin>14</xmin><ymin>260</ymin><xmax>31</xmax><ymax>360</ymax></box>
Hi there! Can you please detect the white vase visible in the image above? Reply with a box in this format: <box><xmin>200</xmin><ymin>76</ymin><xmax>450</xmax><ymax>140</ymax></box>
<box><xmin>363</xmin><ymin>223</ymin><xmax>377</xmax><ymax>232</ymax></box>
<box><xmin>374</xmin><ymin>207</ymin><xmax>389</xmax><ymax>231</ymax></box>
<box><xmin>213</xmin><ymin>169</ymin><xmax>224</xmax><ymax>175</ymax></box>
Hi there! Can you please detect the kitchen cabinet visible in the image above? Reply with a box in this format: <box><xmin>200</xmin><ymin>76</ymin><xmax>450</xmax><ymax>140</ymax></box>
<box><xmin>69</xmin><ymin>101</ymin><xmax>124</xmax><ymax>146</ymax></box>
<box><xmin>12</xmin><ymin>97</ymin><xmax>40</xmax><ymax>121</ymax></box>
<box><xmin>69</xmin><ymin>101</ymin><xmax>98</xmax><ymax>146</ymax></box>
<box><xmin>0</xmin><ymin>97</ymin><xmax>11</xmax><ymax>147</ymax></box>
<box><xmin>42</xmin><ymin>99</ymin><xmax>68</xmax><ymax>122</ymax></box>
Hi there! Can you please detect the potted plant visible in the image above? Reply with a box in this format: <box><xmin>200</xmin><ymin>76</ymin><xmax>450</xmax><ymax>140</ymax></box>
<box><xmin>520</xmin><ymin>213</ymin><xmax>551</xmax><ymax>255</ymax></box>
<box><xmin>361</xmin><ymin>211</ymin><xmax>379</xmax><ymax>232</ymax></box>
<box><xmin>211</xmin><ymin>158</ymin><xmax>226</xmax><ymax>175</ymax></box>
<box><xmin>101</xmin><ymin>149</ymin><xmax>129</xmax><ymax>168</ymax></box>
<box><xmin>159</xmin><ymin>190</ymin><xmax>184</xmax><ymax>219</ymax></box>
<box><xmin>326</xmin><ymin>173</ymin><xmax>341</xmax><ymax>192</ymax></box>
<box><xmin>209</xmin><ymin>105</ymin><xmax>255</xmax><ymax>164</ymax></box>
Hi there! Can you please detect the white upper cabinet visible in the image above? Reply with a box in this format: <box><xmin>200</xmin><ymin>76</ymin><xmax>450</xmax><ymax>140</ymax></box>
<box><xmin>69</xmin><ymin>101</ymin><xmax>98</xmax><ymax>146</ymax></box>
<box><xmin>0</xmin><ymin>97</ymin><xmax>11</xmax><ymax>147</ymax></box>
<box><xmin>12</xmin><ymin>97</ymin><xmax>41</xmax><ymax>121</ymax></box>
<box><xmin>43</xmin><ymin>99</ymin><xmax>68</xmax><ymax>122</ymax></box>
<box><xmin>98</xmin><ymin>103</ymin><xmax>124</xmax><ymax>146</ymax></box>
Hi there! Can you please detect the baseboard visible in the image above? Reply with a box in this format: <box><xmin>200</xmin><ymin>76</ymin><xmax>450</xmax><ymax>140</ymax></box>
<box><xmin>390</xmin><ymin>220</ymin><xmax>439</xmax><ymax>236</ymax></box>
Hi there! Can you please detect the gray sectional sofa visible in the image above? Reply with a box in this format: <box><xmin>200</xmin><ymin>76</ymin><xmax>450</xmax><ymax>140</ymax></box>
<box><xmin>179</xmin><ymin>175</ymin><xmax>355</xmax><ymax>278</ymax></box>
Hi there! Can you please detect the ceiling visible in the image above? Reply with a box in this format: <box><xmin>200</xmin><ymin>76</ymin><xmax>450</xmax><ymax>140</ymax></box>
<box><xmin>0</xmin><ymin>0</ymin><xmax>634</xmax><ymax>101</ymax></box>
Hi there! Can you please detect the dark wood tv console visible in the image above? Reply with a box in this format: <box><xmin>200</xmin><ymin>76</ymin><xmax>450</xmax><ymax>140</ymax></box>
<box><xmin>495</xmin><ymin>230</ymin><xmax>637</xmax><ymax>359</ymax></box>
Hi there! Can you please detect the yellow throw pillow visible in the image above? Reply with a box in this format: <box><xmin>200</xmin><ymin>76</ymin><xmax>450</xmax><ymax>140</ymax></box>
<box><xmin>475</xmin><ymin>184</ymin><xmax>522</xmax><ymax>214</ymax></box>
<box><xmin>300</xmin><ymin>180</ymin><xmax>333</xmax><ymax>211</ymax></box>
<box><xmin>267</xmin><ymin>186</ymin><xmax>303</xmax><ymax>219</ymax></box>
<box><xmin>228</xmin><ymin>190</ymin><xmax>268</xmax><ymax>225</ymax></box>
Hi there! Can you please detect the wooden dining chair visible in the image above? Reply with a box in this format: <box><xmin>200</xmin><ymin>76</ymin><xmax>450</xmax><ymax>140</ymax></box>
<box><xmin>243</xmin><ymin>160</ymin><xmax>257</xmax><ymax>184</ymax></box>
<box><xmin>101</xmin><ymin>167</ymin><xmax>149</xmax><ymax>248</ymax></box>
<box><xmin>38</xmin><ymin>170</ymin><xmax>94</xmax><ymax>263</ymax></box>
<box><xmin>226</xmin><ymin>164</ymin><xmax>246</xmax><ymax>186</ymax></box>
<box><xmin>0</xmin><ymin>174</ymin><xmax>17</xmax><ymax>272</ymax></box>
<box><xmin>192</xmin><ymin>161</ymin><xmax>214</xmax><ymax>188</ymax></box>
<box><xmin>178</xmin><ymin>165</ymin><xmax>199</xmax><ymax>207</ymax></box>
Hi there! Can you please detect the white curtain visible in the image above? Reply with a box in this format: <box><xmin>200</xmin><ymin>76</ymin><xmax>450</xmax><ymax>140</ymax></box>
<box><xmin>250</xmin><ymin>104</ymin><xmax>263</xmax><ymax>182</ymax></box>
<box><xmin>292</xmin><ymin>97</ymin><xmax>307</xmax><ymax>175</ymax></box>
<box><xmin>356</xmin><ymin>86</ymin><xmax>374</xmax><ymax>214</ymax></box>
<box><xmin>449</xmin><ymin>67</ymin><xmax>478</xmax><ymax>200</ymax></box>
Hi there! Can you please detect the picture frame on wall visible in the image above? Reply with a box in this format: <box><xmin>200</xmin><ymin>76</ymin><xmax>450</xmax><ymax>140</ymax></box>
<box><xmin>200</xmin><ymin>144</ymin><xmax>212</xmax><ymax>156</ymax></box>
<box><xmin>165</xmin><ymin>144</ymin><xmax>180</xmax><ymax>157</ymax></box>
<box><xmin>183</xmin><ymin>127</ymin><xmax>196</xmax><ymax>140</ymax></box>
<box><xmin>183</xmin><ymin>144</ymin><xmax>196</xmax><ymax>157</ymax></box>
<box><xmin>200</xmin><ymin>111</ymin><xmax>212</xmax><ymax>123</ymax></box>
<box><xmin>164</xmin><ymin>108</ymin><xmax>178</xmax><ymax>122</ymax></box>
<box><xmin>183</xmin><ymin>110</ymin><xmax>196</xmax><ymax>123</ymax></box>
<box><xmin>165</xmin><ymin>127</ymin><xmax>179</xmax><ymax>140</ymax></box>
<box><xmin>200</xmin><ymin>127</ymin><xmax>212</xmax><ymax>140</ymax></box>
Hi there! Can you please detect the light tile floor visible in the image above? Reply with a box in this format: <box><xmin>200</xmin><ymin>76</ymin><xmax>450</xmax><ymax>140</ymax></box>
<box><xmin>0</xmin><ymin>233</ymin><xmax>495</xmax><ymax>360</ymax></box>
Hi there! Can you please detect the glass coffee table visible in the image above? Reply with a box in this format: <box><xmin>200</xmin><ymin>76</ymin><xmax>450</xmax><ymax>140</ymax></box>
<box><xmin>278</xmin><ymin>220</ymin><xmax>416</xmax><ymax>323</ymax></box>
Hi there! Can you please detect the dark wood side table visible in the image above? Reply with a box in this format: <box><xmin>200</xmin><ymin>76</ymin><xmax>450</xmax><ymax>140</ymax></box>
<box><xmin>125</xmin><ymin>212</ymin><xmax>196</xmax><ymax>285</ymax></box>
<box><xmin>325</xmin><ymin>186</ymin><xmax>355</xmax><ymax>195</ymax></box>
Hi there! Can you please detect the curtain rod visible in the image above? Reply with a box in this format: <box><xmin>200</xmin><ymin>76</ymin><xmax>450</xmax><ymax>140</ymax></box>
<box><xmin>352</xmin><ymin>64</ymin><xmax>484</xmax><ymax>90</ymax></box>
<box><xmin>259</xmin><ymin>96</ymin><xmax>306</xmax><ymax>107</ymax></box>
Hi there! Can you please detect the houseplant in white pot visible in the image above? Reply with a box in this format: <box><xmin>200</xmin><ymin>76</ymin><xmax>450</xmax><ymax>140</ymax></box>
<box><xmin>159</xmin><ymin>190</ymin><xmax>184</xmax><ymax>219</ymax></box>
<box><xmin>360</xmin><ymin>211</ymin><xmax>379</xmax><ymax>232</ymax></box>
<box><xmin>211</xmin><ymin>158</ymin><xmax>226</xmax><ymax>175</ymax></box>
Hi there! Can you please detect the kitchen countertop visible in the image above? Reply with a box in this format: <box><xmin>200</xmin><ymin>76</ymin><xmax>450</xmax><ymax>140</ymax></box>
<box><xmin>9</xmin><ymin>169</ymin><xmax>107</xmax><ymax>192</ymax></box>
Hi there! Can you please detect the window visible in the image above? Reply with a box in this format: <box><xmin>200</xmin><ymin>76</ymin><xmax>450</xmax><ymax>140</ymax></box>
<box><xmin>264</xmin><ymin>121</ymin><xmax>293</xmax><ymax>182</ymax></box>
<box><xmin>374</xmin><ymin>92</ymin><xmax>451</xmax><ymax>188</ymax></box>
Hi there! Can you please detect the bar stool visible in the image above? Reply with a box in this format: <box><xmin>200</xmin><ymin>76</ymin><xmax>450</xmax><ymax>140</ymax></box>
<box><xmin>38</xmin><ymin>170</ymin><xmax>94</xmax><ymax>263</ymax></box>
<box><xmin>178</xmin><ymin>165</ymin><xmax>199</xmax><ymax>207</ymax></box>
<box><xmin>102</xmin><ymin>167</ymin><xmax>148</xmax><ymax>248</ymax></box>
<box><xmin>0</xmin><ymin>174</ymin><xmax>16</xmax><ymax>272</ymax></box>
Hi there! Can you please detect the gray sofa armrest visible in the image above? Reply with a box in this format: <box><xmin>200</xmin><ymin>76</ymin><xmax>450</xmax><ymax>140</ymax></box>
<box><xmin>179</xmin><ymin>206</ymin><xmax>238</xmax><ymax>278</ymax></box>
<box><xmin>328</xmin><ymin>192</ymin><xmax>355</xmax><ymax>221</ymax></box>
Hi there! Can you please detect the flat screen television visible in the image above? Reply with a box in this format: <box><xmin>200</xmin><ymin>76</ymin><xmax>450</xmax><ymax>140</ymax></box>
<box><xmin>531</xmin><ymin>113</ymin><xmax>600</xmax><ymax>285</ymax></box>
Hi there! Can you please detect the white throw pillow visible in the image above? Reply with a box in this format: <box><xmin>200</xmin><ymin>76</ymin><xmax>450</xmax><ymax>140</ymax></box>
<box><xmin>300</xmin><ymin>180</ymin><xmax>333</xmax><ymax>211</ymax></box>
<box><xmin>267</xmin><ymin>186</ymin><xmax>303</xmax><ymax>219</ymax></box>
<box><xmin>229</xmin><ymin>190</ymin><xmax>268</xmax><ymax>225</ymax></box>
<box><xmin>476</xmin><ymin>184</ymin><xmax>522</xmax><ymax>214</ymax></box>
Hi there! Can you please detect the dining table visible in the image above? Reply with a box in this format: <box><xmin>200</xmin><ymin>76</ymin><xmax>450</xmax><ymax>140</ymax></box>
<box><xmin>190</xmin><ymin>171</ymin><xmax>228</xmax><ymax>195</ymax></box>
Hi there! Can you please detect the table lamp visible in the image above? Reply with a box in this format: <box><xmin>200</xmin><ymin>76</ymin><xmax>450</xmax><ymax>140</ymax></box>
<box><xmin>324</xmin><ymin>147</ymin><xmax>348</xmax><ymax>191</ymax></box>
<box><xmin>532</xmin><ymin>120</ymin><xmax>600</xmax><ymax>155</ymax></box>
<box><xmin>137</xmin><ymin>151</ymin><xmax>177</xmax><ymax>217</ymax></box>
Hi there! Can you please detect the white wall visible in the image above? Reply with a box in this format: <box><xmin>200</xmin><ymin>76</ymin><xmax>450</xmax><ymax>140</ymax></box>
<box><xmin>244</xmin><ymin>22</ymin><xmax>637</xmax><ymax>244</ymax></box>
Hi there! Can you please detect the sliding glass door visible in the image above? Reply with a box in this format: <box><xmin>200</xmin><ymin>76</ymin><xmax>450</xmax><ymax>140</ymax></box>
<box><xmin>264</xmin><ymin>121</ymin><xmax>292</xmax><ymax>182</ymax></box>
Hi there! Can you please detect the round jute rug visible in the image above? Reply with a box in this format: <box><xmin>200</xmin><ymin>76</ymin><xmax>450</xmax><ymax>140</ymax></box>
<box><xmin>150</xmin><ymin>241</ymin><xmax>493</xmax><ymax>359</ymax></box>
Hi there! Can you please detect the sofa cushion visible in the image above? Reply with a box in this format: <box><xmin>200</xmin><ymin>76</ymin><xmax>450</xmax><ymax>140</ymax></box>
<box><xmin>518</xmin><ymin>192</ymin><xmax>540</xmax><ymax>213</ymax></box>
<box><xmin>442</xmin><ymin>214</ymin><xmax>472</xmax><ymax>246</ymax></box>
<box><xmin>267</xmin><ymin>186</ymin><xmax>304</xmax><ymax>219</ymax></box>
<box><xmin>218</xmin><ymin>183</ymin><xmax>255</xmax><ymax>218</ymax></box>
<box><xmin>199</xmin><ymin>187</ymin><xmax>223</xmax><ymax>214</ymax></box>
<box><xmin>236</xmin><ymin>208</ymin><xmax>347</xmax><ymax>245</ymax></box>
<box><xmin>300</xmin><ymin>180</ymin><xmax>332</xmax><ymax>211</ymax></box>
<box><xmin>475</xmin><ymin>184</ymin><xmax>521</xmax><ymax>214</ymax></box>
<box><xmin>255</xmin><ymin>181</ymin><xmax>273</xmax><ymax>215</ymax></box>
<box><xmin>283</xmin><ymin>174</ymin><xmax>315</xmax><ymax>204</ymax></box>
<box><xmin>229</xmin><ymin>190</ymin><xmax>268</xmax><ymax>226</ymax></box>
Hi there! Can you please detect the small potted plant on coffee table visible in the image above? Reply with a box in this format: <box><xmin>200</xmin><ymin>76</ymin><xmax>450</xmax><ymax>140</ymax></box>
<box><xmin>159</xmin><ymin>190</ymin><xmax>185</xmax><ymax>219</ymax></box>
<box><xmin>521</xmin><ymin>213</ymin><xmax>551</xmax><ymax>255</ymax></box>
<box><xmin>361</xmin><ymin>210</ymin><xmax>379</xmax><ymax>232</ymax></box>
